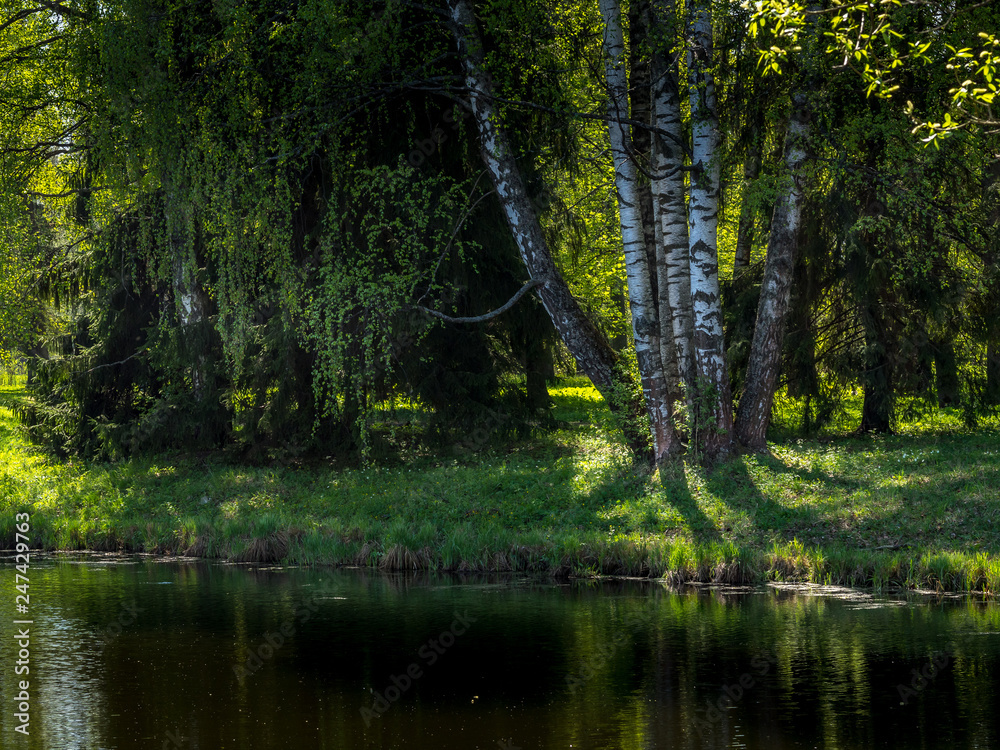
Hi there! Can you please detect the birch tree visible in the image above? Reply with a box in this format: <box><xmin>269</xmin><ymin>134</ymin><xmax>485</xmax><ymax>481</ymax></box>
<box><xmin>686</xmin><ymin>0</ymin><xmax>733</xmax><ymax>460</ymax></box>
<box><xmin>600</xmin><ymin>0</ymin><xmax>677</xmax><ymax>462</ymax></box>
<box><xmin>650</xmin><ymin>0</ymin><xmax>695</xmax><ymax>406</ymax></box>
<box><xmin>631</xmin><ymin>0</ymin><xmax>683</xmax><ymax>420</ymax></box>
<box><xmin>446</xmin><ymin>0</ymin><xmax>653</xmax><ymax>460</ymax></box>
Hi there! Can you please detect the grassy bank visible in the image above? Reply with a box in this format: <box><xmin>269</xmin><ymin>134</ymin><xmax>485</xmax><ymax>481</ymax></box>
<box><xmin>1</xmin><ymin>379</ymin><xmax>999</xmax><ymax>593</ymax></box>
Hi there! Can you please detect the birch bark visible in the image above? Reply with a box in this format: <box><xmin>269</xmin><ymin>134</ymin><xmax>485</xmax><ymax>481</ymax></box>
<box><xmin>650</xmin><ymin>5</ymin><xmax>695</xmax><ymax>404</ymax></box>
<box><xmin>599</xmin><ymin>0</ymin><xmax>676</xmax><ymax>462</ymax></box>
<box><xmin>634</xmin><ymin>0</ymin><xmax>685</xmax><ymax>452</ymax></box>
<box><xmin>447</xmin><ymin>0</ymin><xmax>653</xmax><ymax>461</ymax></box>
<box><xmin>686</xmin><ymin>0</ymin><xmax>733</xmax><ymax>461</ymax></box>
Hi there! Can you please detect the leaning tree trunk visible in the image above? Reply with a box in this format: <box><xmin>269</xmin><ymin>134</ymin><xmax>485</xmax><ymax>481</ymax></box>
<box><xmin>600</xmin><ymin>0</ymin><xmax>677</xmax><ymax>463</ymax></box>
<box><xmin>447</xmin><ymin>0</ymin><xmax>652</xmax><ymax>461</ymax></box>
<box><xmin>735</xmin><ymin>91</ymin><xmax>811</xmax><ymax>451</ymax></box>
<box><xmin>651</xmin><ymin>0</ymin><xmax>695</xmax><ymax>411</ymax></box>
<box><xmin>686</xmin><ymin>0</ymin><xmax>733</xmax><ymax>462</ymax></box>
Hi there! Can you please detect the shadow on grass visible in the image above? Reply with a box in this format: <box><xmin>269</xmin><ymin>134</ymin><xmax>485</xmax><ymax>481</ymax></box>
<box><xmin>753</xmin><ymin>451</ymin><xmax>864</xmax><ymax>491</ymax></box>
<box><xmin>658</xmin><ymin>462</ymin><xmax>721</xmax><ymax>542</ymax></box>
<box><xmin>704</xmin><ymin>438</ymin><xmax>1000</xmax><ymax>554</ymax></box>
<box><xmin>705</xmin><ymin>458</ymin><xmax>822</xmax><ymax>546</ymax></box>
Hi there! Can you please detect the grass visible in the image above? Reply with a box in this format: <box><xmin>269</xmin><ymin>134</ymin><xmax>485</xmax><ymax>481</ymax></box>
<box><xmin>1</xmin><ymin>378</ymin><xmax>999</xmax><ymax>594</ymax></box>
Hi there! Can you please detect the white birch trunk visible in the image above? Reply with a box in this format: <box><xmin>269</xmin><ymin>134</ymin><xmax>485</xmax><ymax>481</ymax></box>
<box><xmin>447</xmin><ymin>0</ymin><xmax>654</xmax><ymax>460</ymax></box>
<box><xmin>650</xmin><ymin>169</ymin><xmax>683</xmax><ymax>423</ymax></box>
<box><xmin>633</xmin><ymin>1</ymin><xmax>684</xmax><ymax>447</ymax></box>
<box><xmin>687</xmin><ymin>0</ymin><xmax>733</xmax><ymax>461</ymax></box>
<box><xmin>652</xmin><ymin>217</ymin><xmax>683</xmax><ymax>415</ymax></box>
<box><xmin>650</xmin><ymin>16</ymin><xmax>695</xmax><ymax>403</ymax></box>
<box><xmin>599</xmin><ymin>0</ymin><xmax>675</xmax><ymax>463</ymax></box>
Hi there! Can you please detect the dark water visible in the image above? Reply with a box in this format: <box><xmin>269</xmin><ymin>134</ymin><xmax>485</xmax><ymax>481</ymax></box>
<box><xmin>1</xmin><ymin>555</ymin><xmax>998</xmax><ymax>749</ymax></box>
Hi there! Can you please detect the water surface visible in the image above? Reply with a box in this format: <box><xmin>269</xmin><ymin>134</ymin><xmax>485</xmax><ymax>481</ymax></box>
<box><xmin>1</xmin><ymin>555</ymin><xmax>998</xmax><ymax>749</ymax></box>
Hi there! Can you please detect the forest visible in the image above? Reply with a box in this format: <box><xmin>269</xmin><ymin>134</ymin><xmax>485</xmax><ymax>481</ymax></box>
<box><xmin>4</xmin><ymin>6</ymin><xmax>1000</xmax><ymax>743</ymax></box>
<box><xmin>0</xmin><ymin>0</ymin><xmax>998</xmax><ymax>466</ymax></box>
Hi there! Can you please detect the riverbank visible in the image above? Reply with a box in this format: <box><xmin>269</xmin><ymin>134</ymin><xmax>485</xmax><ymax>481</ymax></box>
<box><xmin>2</xmin><ymin>380</ymin><xmax>999</xmax><ymax>593</ymax></box>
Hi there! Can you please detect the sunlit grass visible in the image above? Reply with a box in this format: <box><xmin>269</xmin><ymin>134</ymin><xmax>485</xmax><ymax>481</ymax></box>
<box><xmin>0</xmin><ymin>379</ymin><xmax>999</xmax><ymax>592</ymax></box>
<box><xmin>769</xmin><ymin>388</ymin><xmax>1000</xmax><ymax>438</ymax></box>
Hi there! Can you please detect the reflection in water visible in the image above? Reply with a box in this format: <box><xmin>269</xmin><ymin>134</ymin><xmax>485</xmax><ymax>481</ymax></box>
<box><xmin>0</xmin><ymin>555</ymin><xmax>997</xmax><ymax>749</ymax></box>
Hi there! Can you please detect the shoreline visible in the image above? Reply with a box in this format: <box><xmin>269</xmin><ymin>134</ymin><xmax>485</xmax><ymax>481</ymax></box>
<box><xmin>3</xmin><ymin>522</ymin><xmax>998</xmax><ymax>596</ymax></box>
<box><xmin>3</xmin><ymin>381</ymin><xmax>999</xmax><ymax>597</ymax></box>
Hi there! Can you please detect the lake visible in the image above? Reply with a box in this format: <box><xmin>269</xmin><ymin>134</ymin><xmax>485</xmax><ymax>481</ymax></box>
<box><xmin>1</xmin><ymin>555</ymin><xmax>998</xmax><ymax>748</ymax></box>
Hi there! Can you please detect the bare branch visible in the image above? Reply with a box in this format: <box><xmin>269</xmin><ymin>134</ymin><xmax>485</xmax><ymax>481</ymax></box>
<box><xmin>78</xmin><ymin>350</ymin><xmax>143</xmax><ymax>375</ymax></box>
<box><xmin>410</xmin><ymin>278</ymin><xmax>546</xmax><ymax>324</ymax></box>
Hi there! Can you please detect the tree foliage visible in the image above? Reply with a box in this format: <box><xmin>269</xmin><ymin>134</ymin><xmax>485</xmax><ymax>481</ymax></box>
<box><xmin>1</xmin><ymin>0</ymin><xmax>998</xmax><ymax>463</ymax></box>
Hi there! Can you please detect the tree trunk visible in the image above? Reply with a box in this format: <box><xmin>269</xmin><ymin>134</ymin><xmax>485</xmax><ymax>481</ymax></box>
<box><xmin>637</xmin><ymin>0</ymin><xmax>685</xmax><ymax>450</ymax></box>
<box><xmin>651</xmin><ymin>2</ymin><xmax>695</xmax><ymax>408</ymax></box>
<box><xmin>860</xmin><ymin>303</ymin><xmax>893</xmax><ymax>434</ymax></box>
<box><xmin>686</xmin><ymin>0</ymin><xmax>733</xmax><ymax>462</ymax></box>
<box><xmin>628</xmin><ymin>0</ymin><xmax>658</xmax><ymax>310</ymax></box>
<box><xmin>861</xmin><ymin>366</ymin><xmax>893</xmax><ymax>433</ymax></box>
<box><xmin>600</xmin><ymin>0</ymin><xmax>677</xmax><ymax>463</ymax></box>
<box><xmin>934</xmin><ymin>339</ymin><xmax>960</xmax><ymax>407</ymax></box>
<box><xmin>988</xmin><ymin>338</ymin><xmax>1000</xmax><ymax>405</ymax></box>
<box><xmin>649</xmin><ymin>150</ymin><xmax>684</xmax><ymax>434</ymax></box>
<box><xmin>735</xmin><ymin>92</ymin><xmax>810</xmax><ymax>451</ymax></box>
<box><xmin>524</xmin><ymin>333</ymin><xmax>551</xmax><ymax>411</ymax></box>
<box><xmin>630</xmin><ymin>0</ymin><xmax>685</xmax><ymax>451</ymax></box>
<box><xmin>447</xmin><ymin>0</ymin><xmax>652</xmax><ymax>461</ymax></box>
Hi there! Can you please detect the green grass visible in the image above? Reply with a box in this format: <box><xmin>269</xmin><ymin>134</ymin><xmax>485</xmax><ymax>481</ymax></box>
<box><xmin>1</xmin><ymin>379</ymin><xmax>999</xmax><ymax>593</ymax></box>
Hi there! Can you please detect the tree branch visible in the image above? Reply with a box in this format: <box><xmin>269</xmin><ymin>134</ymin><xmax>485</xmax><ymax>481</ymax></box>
<box><xmin>0</xmin><ymin>7</ymin><xmax>42</xmax><ymax>35</ymax></box>
<box><xmin>410</xmin><ymin>278</ymin><xmax>546</xmax><ymax>324</ymax></box>
<box><xmin>37</xmin><ymin>1</ymin><xmax>90</xmax><ymax>21</ymax></box>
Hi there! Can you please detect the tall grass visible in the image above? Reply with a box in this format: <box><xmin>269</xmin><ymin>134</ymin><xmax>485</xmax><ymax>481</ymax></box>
<box><xmin>1</xmin><ymin>379</ymin><xmax>998</xmax><ymax>593</ymax></box>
